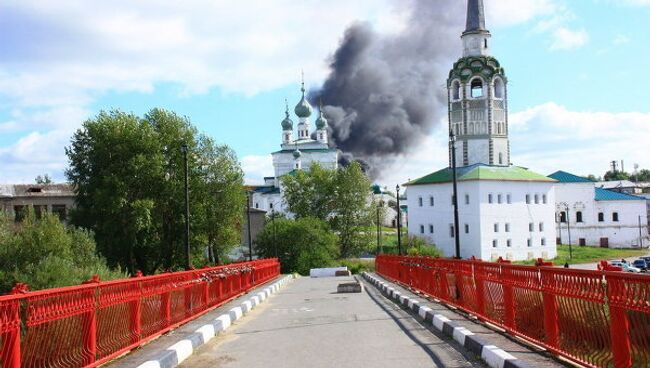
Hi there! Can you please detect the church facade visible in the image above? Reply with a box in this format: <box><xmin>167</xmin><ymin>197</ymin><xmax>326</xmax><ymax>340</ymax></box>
<box><xmin>406</xmin><ymin>0</ymin><xmax>557</xmax><ymax>261</ymax></box>
<box><xmin>251</xmin><ymin>80</ymin><xmax>338</xmax><ymax>215</ymax></box>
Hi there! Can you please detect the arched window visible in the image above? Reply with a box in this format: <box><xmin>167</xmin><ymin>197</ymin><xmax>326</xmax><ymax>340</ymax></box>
<box><xmin>576</xmin><ymin>211</ymin><xmax>583</xmax><ymax>223</ymax></box>
<box><xmin>484</xmin><ymin>39</ymin><xmax>488</xmax><ymax>48</ymax></box>
<box><xmin>494</xmin><ymin>78</ymin><xmax>505</xmax><ymax>99</ymax></box>
<box><xmin>452</xmin><ymin>81</ymin><xmax>461</xmax><ymax>100</ymax></box>
<box><xmin>471</xmin><ymin>78</ymin><xmax>484</xmax><ymax>98</ymax></box>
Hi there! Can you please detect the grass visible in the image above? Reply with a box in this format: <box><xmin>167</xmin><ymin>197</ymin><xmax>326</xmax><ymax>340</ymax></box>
<box><xmin>337</xmin><ymin>259</ymin><xmax>375</xmax><ymax>274</ymax></box>
<box><xmin>516</xmin><ymin>245</ymin><xmax>649</xmax><ymax>266</ymax></box>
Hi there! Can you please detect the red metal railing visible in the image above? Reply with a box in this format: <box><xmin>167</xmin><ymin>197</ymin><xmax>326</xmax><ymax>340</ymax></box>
<box><xmin>0</xmin><ymin>258</ymin><xmax>280</xmax><ymax>368</ymax></box>
<box><xmin>376</xmin><ymin>255</ymin><xmax>650</xmax><ymax>368</ymax></box>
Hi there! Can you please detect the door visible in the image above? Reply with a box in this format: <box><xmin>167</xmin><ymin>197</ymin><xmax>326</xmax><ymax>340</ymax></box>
<box><xmin>600</xmin><ymin>238</ymin><xmax>609</xmax><ymax>248</ymax></box>
<box><xmin>579</xmin><ymin>238</ymin><xmax>586</xmax><ymax>247</ymax></box>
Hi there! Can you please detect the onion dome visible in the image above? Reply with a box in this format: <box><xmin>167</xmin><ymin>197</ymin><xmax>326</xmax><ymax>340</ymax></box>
<box><xmin>294</xmin><ymin>76</ymin><xmax>313</xmax><ymax>118</ymax></box>
<box><xmin>293</xmin><ymin>148</ymin><xmax>302</xmax><ymax>159</ymax></box>
<box><xmin>316</xmin><ymin>103</ymin><xmax>328</xmax><ymax>130</ymax></box>
<box><xmin>281</xmin><ymin>100</ymin><xmax>293</xmax><ymax>131</ymax></box>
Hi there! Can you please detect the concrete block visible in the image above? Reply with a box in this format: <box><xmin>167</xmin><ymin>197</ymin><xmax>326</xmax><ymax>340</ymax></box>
<box><xmin>335</xmin><ymin>270</ymin><xmax>352</xmax><ymax>276</ymax></box>
<box><xmin>482</xmin><ymin>345</ymin><xmax>516</xmax><ymax>368</ymax></box>
<box><xmin>229</xmin><ymin>307</ymin><xmax>243</xmax><ymax>321</ymax></box>
<box><xmin>337</xmin><ymin>282</ymin><xmax>364</xmax><ymax>293</ymax></box>
<box><xmin>241</xmin><ymin>300</ymin><xmax>253</xmax><ymax>314</ymax></box>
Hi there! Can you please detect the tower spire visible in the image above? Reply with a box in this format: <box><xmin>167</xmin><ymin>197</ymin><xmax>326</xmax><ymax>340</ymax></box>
<box><xmin>465</xmin><ymin>0</ymin><xmax>486</xmax><ymax>34</ymax></box>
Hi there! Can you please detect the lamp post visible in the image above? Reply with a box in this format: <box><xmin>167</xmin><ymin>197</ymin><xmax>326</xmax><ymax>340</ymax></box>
<box><xmin>449</xmin><ymin>131</ymin><xmax>461</xmax><ymax>259</ymax></box>
<box><xmin>181</xmin><ymin>144</ymin><xmax>191</xmax><ymax>270</ymax></box>
<box><xmin>246</xmin><ymin>191</ymin><xmax>253</xmax><ymax>261</ymax></box>
<box><xmin>561</xmin><ymin>203</ymin><xmax>573</xmax><ymax>260</ymax></box>
<box><xmin>272</xmin><ymin>207</ymin><xmax>277</xmax><ymax>258</ymax></box>
<box><xmin>376</xmin><ymin>201</ymin><xmax>382</xmax><ymax>255</ymax></box>
<box><xmin>396</xmin><ymin>185</ymin><xmax>402</xmax><ymax>255</ymax></box>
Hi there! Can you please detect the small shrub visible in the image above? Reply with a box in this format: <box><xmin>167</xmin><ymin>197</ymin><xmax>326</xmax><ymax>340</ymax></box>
<box><xmin>338</xmin><ymin>259</ymin><xmax>375</xmax><ymax>274</ymax></box>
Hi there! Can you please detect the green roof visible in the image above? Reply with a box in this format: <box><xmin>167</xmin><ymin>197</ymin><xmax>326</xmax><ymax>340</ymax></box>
<box><xmin>548</xmin><ymin>171</ymin><xmax>593</xmax><ymax>183</ymax></box>
<box><xmin>407</xmin><ymin>164</ymin><xmax>555</xmax><ymax>186</ymax></box>
<box><xmin>595</xmin><ymin>188</ymin><xmax>644</xmax><ymax>201</ymax></box>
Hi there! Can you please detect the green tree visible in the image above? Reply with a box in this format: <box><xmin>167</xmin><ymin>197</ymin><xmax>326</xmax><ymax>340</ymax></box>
<box><xmin>0</xmin><ymin>212</ymin><xmax>126</xmax><ymax>293</ymax></box>
<box><xmin>586</xmin><ymin>174</ymin><xmax>600</xmax><ymax>182</ymax></box>
<box><xmin>66</xmin><ymin>109</ymin><xmax>245</xmax><ymax>274</ymax></box>
<box><xmin>281</xmin><ymin>162</ymin><xmax>375</xmax><ymax>258</ymax></box>
<box><xmin>255</xmin><ymin>217</ymin><xmax>338</xmax><ymax>274</ymax></box>
<box><xmin>631</xmin><ymin>169</ymin><xmax>650</xmax><ymax>182</ymax></box>
<box><xmin>35</xmin><ymin>174</ymin><xmax>53</xmax><ymax>184</ymax></box>
<box><xmin>603</xmin><ymin>170</ymin><xmax>630</xmax><ymax>181</ymax></box>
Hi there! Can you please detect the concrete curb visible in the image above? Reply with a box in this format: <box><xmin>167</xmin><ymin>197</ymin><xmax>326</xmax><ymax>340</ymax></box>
<box><xmin>136</xmin><ymin>275</ymin><xmax>294</xmax><ymax>368</ymax></box>
<box><xmin>362</xmin><ymin>273</ymin><xmax>532</xmax><ymax>368</ymax></box>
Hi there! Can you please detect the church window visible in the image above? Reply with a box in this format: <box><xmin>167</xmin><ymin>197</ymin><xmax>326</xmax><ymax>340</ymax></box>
<box><xmin>612</xmin><ymin>212</ymin><xmax>619</xmax><ymax>222</ymax></box>
<box><xmin>527</xmin><ymin>238</ymin><xmax>532</xmax><ymax>247</ymax></box>
<box><xmin>429</xmin><ymin>224</ymin><xmax>434</xmax><ymax>234</ymax></box>
<box><xmin>529</xmin><ymin>222</ymin><xmax>534</xmax><ymax>232</ymax></box>
<box><xmin>507</xmin><ymin>194</ymin><xmax>512</xmax><ymax>204</ymax></box>
<box><xmin>559</xmin><ymin>211</ymin><xmax>567</xmax><ymax>223</ymax></box>
<box><xmin>465</xmin><ymin>194</ymin><xmax>470</xmax><ymax>205</ymax></box>
<box><xmin>450</xmin><ymin>224</ymin><xmax>455</xmax><ymax>238</ymax></box>
<box><xmin>499</xmin><ymin>153</ymin><xmax>503</xmax><ymax>165</ymax></box>
<box><xmin>542</xmin><ymin>195</ymin><xmax>547</xmax><ymax>204</ymax></box>
<box><xmin>269</xmin><ymin>203</ymin><xmax>273</xmax><ymax>209</ymax></box>
<box><xmin>420</xmin><ymin>225</ymin><xmax>425</xmax><ymax>234</ymax></box>
<box><xmin>598</xmin><ymin>212</ymin><xmax>604</xmax><ymax>222</ymax></box>
<box><xmin>484</xmin><ymin>39</ymin><xmax>488</xmax><ymax>48</ymax></box>
<box><xmin>534</xmin><ymin>194</ymin><xmax>539</xmax><ymax>204</ymax></box>
<box><xmin>576</xmin><ymin>211</ymin><xmax>583</xmax><ymax>223</ymax></box>
<box><xmin>497</xmin><ymin>194</ymin><xmax>502</xmax><ymax>204</ymax></box>
<box><xmin>465</xmin><ymin>224</ymin><xmax>469</xmax><ymax>234</ymax></box>
<box><xmin>539</xmin><ymin>222</ymin><xmax>545</xmax><ymax>232</ymax></box>
<box><xmin>541</xmin><ymin>238</ymin><xmax>546</xmax><ymax>246</ymax></box>
<box><xmin>526</xmin><ymin>194</ymin><xmax>531</xmax><ymax>204</ymax></box>
<box><xmin>255</xmin><ymin>203</ymin><xmax>259</xmax><ymax>209</ymax></box>
<box><xmin>418</xmin><ymin>197</ymin><xmax>423</xmax><ymax>207</ymax></box>
<box><xmin>471</xmin><ymin>78</ymin><xmax>484</xmax><ymax>98</ymax></box>
<box><xmin>505</xmin><ymin>223</ymin><xmax>510</xmax><ymax>232</ymax></box>
<box><xmin>488</xmin><ymin>194</ymin><xmax>493</xmax><ymax>204</ymax></box>
<box><xmin>507</xmin><ymin>239</ymin><xmax>512</xmax><ymax>248</ymax></box>
<box><xmin>494</xmin><ymin>223</ymin><xmax>499</xmax><ymax>232</ymax></box>
<box><xmin>430</xmin><ymin>196</ymin><xmax>434</xmax><ymax>206</ymax></box>
<box><xmin>452</xmin><ymin>81</ymin><xmax>461</xmax><ymax>100</ymax></box>
<box><xmin>492</xmin><ymin>239</ymin><xmax>498</xmax><ymax>248</ymax></box>
<box><xmin>494</xmin><ymin>78</ymin><xmax>505</xmax><ymax>99</ymax></box>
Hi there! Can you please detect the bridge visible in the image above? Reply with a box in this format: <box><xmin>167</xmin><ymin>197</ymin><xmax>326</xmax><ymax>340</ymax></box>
<box><xmin>0</xmin><ymin>256</ymin><xmax>648</xmax><ymax>368</ymax></box>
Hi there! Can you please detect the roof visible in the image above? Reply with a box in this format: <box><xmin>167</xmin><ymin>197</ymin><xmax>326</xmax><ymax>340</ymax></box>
<box><xmin>272</xmin><ymin>148</ymin><xmax>336</xmax><ymax>155</ymax></box>
<box><xmin>0</xmin><ymin>183</ymin><xmax>74</xmax><ymax>198</ymax></box>
<box><xmin>595</xmin><ymin>188</ymin><xmax>645</xmax><ymax>201</ymax></box>
<box><xmin>407</xmin><ymin>164</ymin><xmax>554</xmax><ymax>186</ymax></box>
<box><xmin>548</xmin><ymin>171</ymin><xmax>594</xmax><ymax>183</ymax></box>
<box><xmin>465</xmin><ymin>0</ymin><xmax>487</xmax><ymax>33</ymax></box>
<box><xmin>596</xmin><ymin>180</ymin><xmax>638</xmax><ymax>189</ymax></box>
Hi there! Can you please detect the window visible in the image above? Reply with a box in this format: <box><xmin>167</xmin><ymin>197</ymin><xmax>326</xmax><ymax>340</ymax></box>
<box><xmin>255</xmin><ymin>202</ymin><xmax>259</xmax><ymax>209</ymax></box>
<box><xmin>484</xmin><ymin>38</ymin><xmax>488</xmax><ymax>49</ymax></box>
<box><xmin>507</xmin><ymin>239</ymin><xmax>512</xmax><ymax>248</ymax></box>
<box><xmin>494</xmin><ymin>223</ymin><xmax>499</xmax><ymax>232</ymax></box>
<box><xmin>418</xmin><ymin>197</ymin><xmax>423</xmax><ymax>207</ymax></box>
<box><xmin>465</xmin><ymin>224</ymin><xmax>470</xmax><ymax>234</ymax></box>
<box><xmin>33</xmin><ymin>205</ymin><xmax>47</xmax><ymax>219</ymax></box>
<box><xmin>534</xmin><ymin>194</ymin><xmax>539</xmax><ymax>204</ymax></box>
<box><xmin>559</xmin><ymin>211</ymin><xmax>567</xmax><ymax>223</ymax></box>
<box><xmin>527</xmin><ymin>238</ymin><xmax>532</xmax><ymax>247</ymax></box>
<box><xmin>430</xmin><ymin>196</ymin><xmax>434</xmax><ymax>206</ymax></box>
<box><xmin>542</xmin><ymin>195</ymin><xmax>547</xmax><ymax>204</ymax></box>
<box><xmin>451</xmin><ymin>195</ymin><xmax>455</xmax><ymax>206</ymax></box>
<box><xmin>494</xmin><ymin>78</ymin><xmax>504</xmax><ymax>99</ymax></box>
<box><xmin>488</xmin><ymin>194</ymin><xmax>493</xmax><ymax>204</ymax></box>
<box><xmin>529</xmin><ymin>222</ymin><xmax>534</xmax><ymax>232</ymax></box>
<box><xmin>452</xmin><ymin>81</ymin><xmax>461</xmax><ymax>100</ymax></box>
<box><xmin>613</xmin><ymin>212</ymin><xmax>619</xmax><ymax>222</ymax></box>
<box><xmin>492</xmin><ymin>240</ymin><xmax>498</xmax><ymax>248</ymax></box>
<box><xmin>420</xmin><ymin>225</ymin><xmax>425</xmax><ymax>234</ymax></box>
<box><xmin>506</xmin><ymin>194</ymin><xmax>512</xmax><ymax>204</ymax></box>
<box><xmin>541</xmin><ymin>238</ymin><xmax>546</xmax><ymax>246</ymax></box>
<box><xmin>598</xmin><ymin>212</ymin><xmax>604</xmax><ymax>222</ymax></box>
<box><xmin>429</xmin><ymin>225</ymin><xmax>434</xmax><ymax>234</ymax></box>
<box><xmin>471</xmin><ymin>78</ymin><xmax>484</xmax><ymax>98</ymax></box>
<box><xmin>505</xmin><ymin>223</ymin><xmax>510</xmax><ymax>232</ymax></box>
<box><xmin>52</xmin><ymin>205</ymin><xmax>67</xmax><ymax>221</ymax></box>
<box><xmin>465</xmin><ymin>194</ymin><xmax>470</xmax><ymax>205</ymax></box>
<box><xmin>497</xmin><ymin>194</ymin><xmax>502</xmax><ymax>204</ymax></box>
<box><xmin>450</xmin><ymin>225</ymin><xmax>455</xmax><ymax>238</ymax></box>
<box><xmin>13</xmin><ymin>205</ymin><xmax>26</xmax><ymax>222</ymax></box>
<box><xmin>576</xmin><ymin>211</ymin><xmax>583</xmax><ymax>223</ymax></box>
<box><xmin>539</xmin><ymin>222</ymin><xmax>544</xmax><ymax>232</ymax></box>
<box><xmin>526</xmin><ymin>194</ymin><xmax>531</xmax><ymax>204</ymax></box>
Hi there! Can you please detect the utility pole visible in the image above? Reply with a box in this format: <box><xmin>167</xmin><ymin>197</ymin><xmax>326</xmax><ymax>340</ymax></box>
<box><xmin>566</xmin><ymin>205</ymin><xmax>572</xmax><ymax>260</ymax></box>
<box><xmin>376</xmin><ymin>202</ymin><xmax>382</xmax><ymax>255</ymax></box>
<box><xmin>181</xmin><ymin>144</ymin><xmax>191</xmax><ymax>270</ymax></box>
<box><xmin>640</xmin><ymin>215</ymin><xmax>644</xmax><ymax>248</ymax></box>
<box><xmin>246</xmin><ymin>191</ymin><xmax>253</xmax><ymax>261</ymax></box>
<box><xmin>450</xmin><ymin>131</ymin><xmax>461</xmax><ymax>259</ymax></box>
<box><xmin>396</xmin><ymin>185</ymin><xmax>402</xmax><ymax>256</ymax></box>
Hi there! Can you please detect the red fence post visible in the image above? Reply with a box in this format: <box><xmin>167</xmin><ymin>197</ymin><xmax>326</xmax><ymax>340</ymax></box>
<box><xmin>82</xmin><ymin>276</ymin><xmax>100</xmax><ymax>366</ymax></box>
<box><xmin>610</xmin><ymin>305</ymin><xmax>631</xmax><ymax>368</ymax></box>
<box><xmin>2</xmin><ymin>287</ymin><xmax>25</xmax><ymax>368</ymax></box>
<box><xmin>474</xmin><ymin>265</ymin><xmax>486</xmax><ymax>317</ymax></box>
<box><xmin>161</xmin><ymin>289</ymin><xmax>171</xmax><ymax>327</ymax></box>
<box><xmin>130</xmin><ymin>272</ymin><xmax>143</xmax><ymax>344</ymax></box>
<box><xmin>542</xmin><ymin>292</ymin><xmax>559</xmax><ymax>349</ymax></box>
<box><xmin>502</xmin><ymin>281</ymin><xmax>515</xmax><ymax>331</ymax></box>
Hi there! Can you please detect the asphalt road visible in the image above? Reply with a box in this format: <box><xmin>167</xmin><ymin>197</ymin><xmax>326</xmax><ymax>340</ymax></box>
<box><xmin>180</xmin><ymin>276</ymin><xmax>486</xmax><ymax>368</ymax></box>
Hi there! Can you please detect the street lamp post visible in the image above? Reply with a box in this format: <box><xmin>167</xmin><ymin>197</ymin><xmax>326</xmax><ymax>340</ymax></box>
<box><xmin>272</xmin><ymin>207</ymin><xmax>277</xmax><ymax>258</ymax></box>
<box><xmin>396</xmin><ymin>185</ymin><xmax>402</xmax><ymax>255</ymax></box>
<box><xmin>449</xmin><ymin>131</ymin><xmax>461</xmax><ymax>259</ymax></box>
<box><xmin>181</xmin><ymin>144</ymin><xmax>191</xmax><ymax>270</ymax></box>
<box><xmin>246</xmin><ymin>191</ymin><xmax>253</xmax><ymax>261</ymax></box>
<box><xmin>562</xmin><ymin>204</ymin><xmax>573</xmax><ymax>260</ymax></box>
<box><xmin>376</xmin><ymin>202</ymin><xmax>382</xmax><ymax>255</ymax></box>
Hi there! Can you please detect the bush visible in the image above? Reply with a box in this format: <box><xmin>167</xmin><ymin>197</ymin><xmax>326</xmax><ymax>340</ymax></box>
<box><xmin>338</xmin><ymin>259</ymin><xmax>375</xmax><ymax>274</ymax></box>
<box><xmin>0</xmin><ymin>212</ymin><xmax>126</xmax><ymax>294</ymax></box>
<box><xmin>255</xmin><ymin>217</ymin><xmax>338</xmax><ymax>275</ymax></box>
<box><xmin>405</xmin><ymin>235</ymin><xmax>442</xmax><ymax>257</ymax></box>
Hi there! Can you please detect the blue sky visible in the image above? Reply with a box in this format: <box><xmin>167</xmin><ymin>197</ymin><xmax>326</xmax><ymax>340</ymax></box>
<box><xmin>1</xmin><ymin>0</ymin><xmax>649</xmax><ymax>187</ymax></box>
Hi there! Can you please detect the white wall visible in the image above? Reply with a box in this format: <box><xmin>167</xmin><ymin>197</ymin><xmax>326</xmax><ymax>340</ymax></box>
<box><xmin>407</xmin><ymin>180</ymin><xmax>556</xmax><ymax>261</ymax></box>
<box><xmin>554</xmin><ymin>182</ymin><xmax>649</xmax><ymax>248</ymax></box>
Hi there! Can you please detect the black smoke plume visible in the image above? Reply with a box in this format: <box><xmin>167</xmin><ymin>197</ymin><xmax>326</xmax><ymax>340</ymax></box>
<box><xmin>311</xmin><ymin>0</ymin><xmax>464</xmax><ymax>179</ymax></box>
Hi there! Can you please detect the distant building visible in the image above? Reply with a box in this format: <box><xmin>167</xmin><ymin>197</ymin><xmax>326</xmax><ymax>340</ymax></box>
<box><xmin>251</xmin><ymin>78</ymin><xmax>339</xmax><ymax>216</ymax></box>
<box><xmin>595</xmin><ymin>180</ymin><xmax>649</xmax><ymax>195</ymax></box>
<box><xmin>550</xmin><ymin>171</ymin><xmax>648</xmax><ymax>248</ymax></box>
<box><xmin>0</xmin><ymin>184</ymin><xmax>75</xmax><ymax>222</ymax></box>
<box><xmin>405</xmin><ymin>0</ymin><xmax>557</xmax><ymax>261</ymax></box>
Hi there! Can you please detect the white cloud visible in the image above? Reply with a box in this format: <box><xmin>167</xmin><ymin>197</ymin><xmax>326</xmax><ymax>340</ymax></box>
<box><xmin>548</xmin><ymin>27</ymin><xmax>589</xmax><ymax>50</ymax></box>
<box><xmin>241</xmin><ymin>154</ymin><xmax>274</xmax><ymax>185</ymax></box>
<box><xmin>613</xmin><ymin>34</ymin><xmax>631</xmax><ymax>45</ymax></box>
<box><xmin>486</xmin><ymin>0</ymin><xmax>557</xmax><ymax>28</ymax></box>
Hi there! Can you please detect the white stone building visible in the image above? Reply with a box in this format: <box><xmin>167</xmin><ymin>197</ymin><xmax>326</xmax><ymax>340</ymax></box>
<box><xmin>404</xmin><ymin>0</ymin><xmax>557</xmax><ymax>261</ymax></box>
<box><xmin>251</xmin><ymin>80</ymin><xmax>338</xmax><ymax>215</ymax></box>
<box><xmin>549</xmin><ymin>171</ymin><xmax>649</xmax><ymax>248</ymax></box>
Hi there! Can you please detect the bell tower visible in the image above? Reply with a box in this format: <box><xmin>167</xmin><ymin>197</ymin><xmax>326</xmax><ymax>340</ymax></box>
<box><xmin>449</xmin><ymin>0</ymin><xmax>510</xmax><ymax>167</ymax></box>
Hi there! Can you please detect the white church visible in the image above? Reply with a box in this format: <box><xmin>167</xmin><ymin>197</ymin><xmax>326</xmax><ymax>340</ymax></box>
<box><xmin>250</xmin><ymin>80</ymin><xmax>339</xmax><ymax>214</ymax></box>
<box><xmin>405</xmin><ymin>0</ymin><xmax>558</xmax><ymax>261</ymax></box>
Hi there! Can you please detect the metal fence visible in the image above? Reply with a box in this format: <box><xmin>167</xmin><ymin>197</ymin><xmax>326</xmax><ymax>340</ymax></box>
<box><xmin>0</xmin><ymin>258</ymin><xmax>280</xmax><ymax>368</ymax></box>
<box><xmin>376</xmin><ymin>255</ymin><xmax>650</xmax><ymax>368</ymax></box>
